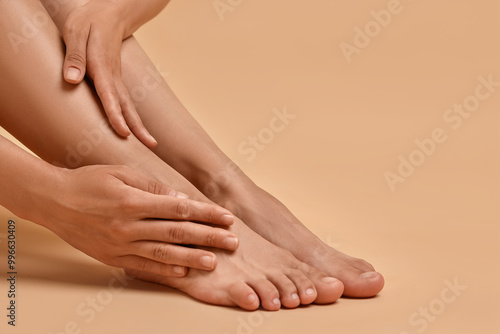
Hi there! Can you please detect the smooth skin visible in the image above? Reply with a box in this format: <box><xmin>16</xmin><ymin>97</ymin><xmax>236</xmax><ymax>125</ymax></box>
<box><xmin>0</xmin><ymin>0</ymin><xmax>344</xmax><ymax>310</ymax></box>
<box><xmin>0</xmin><ymin>0</ymin><xmax>243</xmax><ymax>278</ymax></box>
<box><xmin>0</xmin><ymin>135</ymin><xmax>239</xmax><ymax>277</ymax></box>
<box><xmin>58</xmin><ymin>0</ymin><xmax>171</xmax><ymax>149</ymax></box>
<box><xmin>44</xmin><ymin>0</ymin><xmax>385</xmax><ymax>297</ymax></box>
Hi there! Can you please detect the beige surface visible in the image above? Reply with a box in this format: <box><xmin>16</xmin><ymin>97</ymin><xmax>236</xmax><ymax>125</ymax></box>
<box><xmin>1</xmin><ymin>0</ymin><xmax>499</xmax><ymax>333</ymax></box>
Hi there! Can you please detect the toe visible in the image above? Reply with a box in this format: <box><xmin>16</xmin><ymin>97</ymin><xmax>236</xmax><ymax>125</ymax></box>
<box><xmin>324</xmin><ymin>257</ymin><xmax>384</xmax><ymax>298</ymax></box>
<box><xmin>299</xmin><ymin>264</ymin><xmax>344</xmax><ymax>304</ymax></box>
<box><xmin>227</xmin><ymin>282</ymin><xmax>260</xmax><ymax>311</ymax></box>
<box><xmin>248</xmin><ymin>278</ymin><xmax>281</xmax><ymax>311</ymax></box>
<box><xmin>342</xmin><ymin>269</ymin><xmax>385</xmax><ymax>298</ymax></box>
<box><xmin>286</xmin><ymin>269</ymin><xmax>318</xmax><ymax>305</ymax></box>
<box><xmin>313</xmin><ymin>276</ymin><xmax>344</xmax><ymax>304</ymax></box>
<box><xmin>267</xmin><ymin>273</ymin><xmax>301</xmax><ymax>308</ymax></box>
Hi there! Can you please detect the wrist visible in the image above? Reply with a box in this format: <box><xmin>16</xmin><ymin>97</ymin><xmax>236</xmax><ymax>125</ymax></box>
<box><xmin>111</xmin><ymin>0</ymin><xmax>170</xmax><ymax>37</ymax></box>
<box><xmin>21</xmin><ymin>164</ymin><xmax>67</xmax><ymax>228</ymax></box>
<box><xmin>104</xmin><ymin>0</ymin><xmax>133</xmax><ymax>37</ymax></box>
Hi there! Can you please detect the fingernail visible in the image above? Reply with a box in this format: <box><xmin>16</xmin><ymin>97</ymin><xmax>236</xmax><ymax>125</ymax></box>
<box><xmin>320</xmin><ymin>277</ymin><xmax>338</xmax><ymax>284</ymax></box>
<box><xmin>272</xmin><ymin>298</ymin><xmax>280</xmax><ymax>305</ymax></box>
<box><xmin>306</xmin><ymin>288</ymin><xmax>315</xmax><ymax>296</ymax></box>
<box><xmin>173</xmin><ymin>266</ymin><xmax>185</xmax><ymax>275</ymax></box>
<box><xmin>175</xmin><ymin>192</ymin><xmax>189</xmax><ymax>199</ymax></box>
<box><xmin>360</xmin><ymin>271</ymin><xmax>378</xmax><ymax>279</ymax></box>
<box><xmin>291</xmin><ymin>293</ymin><xmax>299</xmax><ymax>300</ymax></box>
<box><xmin>66</xmin><ymin>67</ymin><xmax>81</xmax><ymax>81</ymax></box>
<box><xmin>221</xmin><ymin>214</ymin><xmax>234</xmax><ymax>225</ymax></box>
<box><xmin>200</xmin><ymin>255</ymin><xmax>215</xmax><ymax>269</ymax></box>
<box><xmin>224</xmin><ymin>236</ymin><xmax>239</xmax><ymax>250</ymax></box>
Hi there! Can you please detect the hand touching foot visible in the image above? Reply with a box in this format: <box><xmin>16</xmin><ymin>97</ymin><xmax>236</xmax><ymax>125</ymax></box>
<box><xmin>126</xmin><ymin>217</ymin><xmax>344</xmax><ymax>310</ymax></box>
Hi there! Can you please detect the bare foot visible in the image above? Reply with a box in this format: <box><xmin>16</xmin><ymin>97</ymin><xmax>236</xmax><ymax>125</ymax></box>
<box><xmin>125</xmin><ymin>218</ymin><xmax>344</xmax><ymax>310</ymax></box>
<box><xmin>219</xmin><ymin>180</ymin><xmax>385</xmax><ymax>298</ymax></box>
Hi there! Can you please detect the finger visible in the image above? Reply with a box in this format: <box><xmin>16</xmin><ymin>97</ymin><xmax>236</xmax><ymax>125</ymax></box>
<box><xmin>119</xmin><ymin>255</ymin><xmax>188</xmax><ymax>277</ymax></box>
<box><xmin>62</xmin><ymin>22</ymin><xmax>89</xmax><ymax>84</ymax></box>
<box><xmin>111</xmin><ymin>166</ymin><xmax>188</xmax><ymax>198</ymax></box>
<box><xmin>85</xmin><ymin>30</ymin><xmax>131</xmax><ymax>138</ymax></box>
<box><xmin>92</xmin><ymin>70</ymin><xmax>131</xmax><ymax>138</ymax></box>
<box><xmin>138</xmin><ymin>195</ymin><xmax>235</xmax><ymax>226</ymax></box>
<box><xmin>116</xmin><ymin>80</ymin><xmax>157</xmax><ymax>149</ymax></box>
<box><xmin>131</xmin><ymin>241</ymin><xmax>218</xmax><ymax>271</ymax></box>
<box><xmin>131</xmin><ymin>220</ymin><xmax>239</xmax><ymax>251</ymax></box>
<box><xmin>112</xmin><ymin>168</ymin><xmax>235</xmax><ymax>226</ymax></box>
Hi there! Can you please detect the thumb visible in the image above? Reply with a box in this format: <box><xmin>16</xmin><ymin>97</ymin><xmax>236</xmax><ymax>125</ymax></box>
<box><xmin>62</xmin><ymin>25</ymin><xmax>89</xmax><ymax>84</ymax></box>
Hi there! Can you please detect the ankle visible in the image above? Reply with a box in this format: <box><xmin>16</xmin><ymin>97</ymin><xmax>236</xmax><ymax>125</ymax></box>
<box><xmin>197</xmin><ymin>161</ymin><xmax>252</xmax><ymax>207</ymax></box>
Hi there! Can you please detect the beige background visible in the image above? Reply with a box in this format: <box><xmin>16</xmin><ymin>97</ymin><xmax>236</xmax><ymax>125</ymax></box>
<box><xmin>1</xmin><ymin>0</ymin><xmax>499</xmax><ymax>333</ymax></box>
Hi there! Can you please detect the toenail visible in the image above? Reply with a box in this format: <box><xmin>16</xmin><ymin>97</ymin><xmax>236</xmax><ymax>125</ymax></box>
<box><xmin>200</xmin><ymin>255</ymin><xmax>215</xmax><ymax>269</ymax></box>
<box><xmin>291</xmin><ymin>293</ymin><xmax>299</xmax><ymax>300</ymax></box>
<box><xmin>320</xmin><ymin>277</ymin><xmax>338</xmax><ymax>284</ymax></box>
<box><xmin>224</xmin><ymin>236</ymin><xmax>239</xmax><ymax>250</ymax></box>
<box><xmin>306</xmin><ymin>288</ymin><xmax>315</xmax><ymax>296</ymax></box>
<box><xmin>360</xmin><ymin>271</ymin><xmax>378</xmax><ymax>279</ymax></box>
<box><xmin>248</xmin><ymin>294</ymin><xmax>257</xmax><ymax>303</ymax></box>
<box><xmin>272</xmin><ymin>298</ymin><xmax>280</xmax><ymax>305</ymax></box>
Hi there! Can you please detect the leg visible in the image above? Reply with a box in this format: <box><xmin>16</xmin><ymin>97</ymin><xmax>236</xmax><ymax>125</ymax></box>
<box><xmin>118</xmin><ymin>38</ymin><xmax>385</xmax><ymax>297</ymax></box>
<box><xmin>39</xmin><ymin>0</ymin><xmax>383</xmax><ymax>297</ymax></box>
<box><xmin>0</xmin><ymin>0</ymin><xmax>343</xmax><ymax>309</ymax></box>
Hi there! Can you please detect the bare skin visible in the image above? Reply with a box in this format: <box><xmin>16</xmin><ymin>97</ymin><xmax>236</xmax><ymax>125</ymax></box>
<box><xmin>0</xmin><ymin>0</ymin><xmax>343</xmax><ymax>310</ymax></box>
<box><xmin>44</xmin><ymin>0</ymin><xmax>384</xmax><ymax>297</ymax></box>
<box><xmin>117</xmin><ymin>41</ymin><xmax>386</xmax><ymax>297</ymax></box>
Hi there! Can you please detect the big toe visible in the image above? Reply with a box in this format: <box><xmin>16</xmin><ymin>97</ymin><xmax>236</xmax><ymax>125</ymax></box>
<box><xmin>341</xmin><ymin>268</ymin><xmax>385</xmax><ymax>298</ymax></box>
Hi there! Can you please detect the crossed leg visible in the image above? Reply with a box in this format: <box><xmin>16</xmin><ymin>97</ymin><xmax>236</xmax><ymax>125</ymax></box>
<box><xmin>0</xmin><ymin>0</ymin><xmax>344</xmax><ymax>310</ymax></box>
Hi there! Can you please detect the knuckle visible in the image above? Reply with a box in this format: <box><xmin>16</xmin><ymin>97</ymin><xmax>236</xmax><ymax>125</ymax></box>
<box><xmin>202</xmin><ymin>205</ymin><xmax>217</xmax><ymax>223</ymax></box>
<box><xmin>66</xmin><ymin>51</ymin><xmax>86</xmax><ymax>65</ymax></box>
<box><xmin>147</xmin><ymin>180</ymin><xmax>166</xmax><ymax>196</ymax></box>
<box><xmin>175</xmin><ymin>201</ymin><xmax>190</xmax><ymax>219</ymax></box>
<box><xmin>98</xmin><ymin>85</ymin><xmax>120</xmax><ymax>103</ymax></box>
<box><xmin>167</xmin><ymin>224</ymin><xmax>186</xmax><ymax>243</ymax></box>
<box><xmin>204</xmin><ymin>229</ymin><xmax>218</xmax><ymax>247</ymax></box>
<box><xmin>136</xmin><ymin>257</ymin><xmax>150</xmax><ymax>272</ymax></box>
<box><xmin>117</xmin><ymin>195</ymin><xmax>141</xmax><ymax>216</ymax></box>
<box><xmin>152</xmin><ymin>244</ymin><xmax>171</xmax><ymax>262</ymax></box>
<box><xmin>108</xmin><ymin>219</ymin><xmax>125</xmax><ymax>237</ymax></box>
<box><xmin>106</xmin><ymin>87</ymin><xmax>120</xmax><ymax>99</ymax></box>
<box><xmin>62</xmin><ymin>20</ymin><xmax>78</xmax><ymax>36</ymax></box>
<box><xmin>107</xmin><ymin>220</ymin><xmax>131</xmax><ymax>243</ymax></box>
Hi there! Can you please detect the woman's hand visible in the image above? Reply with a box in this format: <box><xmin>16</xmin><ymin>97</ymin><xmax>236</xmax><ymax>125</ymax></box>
<box><xmin>37</xmin><ymin>165</ymin><xmax>239</xmax><ymax>277</ymax></box>
<box><xmin>60</xmin><ymin>0</ymin><xmax>162</xmax><ymax>148</ymax></box>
